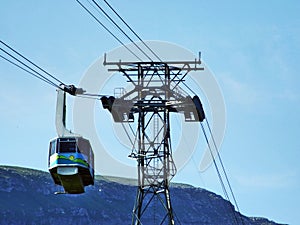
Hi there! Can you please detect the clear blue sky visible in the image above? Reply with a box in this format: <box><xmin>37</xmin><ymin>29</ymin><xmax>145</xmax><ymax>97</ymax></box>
<box><xmin>1</xmin><ymin>1</ymin><xmax>299</xmax><ymax>224</ymax></box>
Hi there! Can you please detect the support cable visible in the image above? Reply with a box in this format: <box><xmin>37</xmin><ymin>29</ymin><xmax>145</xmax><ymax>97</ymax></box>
<box><xmin>0</xmin><ymin>47</ymin><xmax>62</xmax><ymax>89</ymax></box>
<box><xmin>0</xmin><ymin>41</ymin><xmax>127</xmax><ymax>101</ymax></box>
<box><xmin>0</xmin><ymin>40</ymin><xmax>103</xmax><ymax>98</ymax></box>
<box><xmin>182</xmin><ymin>81</ymin><xmax>197</xmax><ymax>96</ymax></box>
<box><xmin>102</xmin><ymin>0</ymin><xmax>163</xmax><ymax>62</ymax></box>
<box><xmin>75</xmin><ymin>0</ymin><xmax>143</xmax><ymax>61</ymax></box>
<box><xmin>172</xmin><ymin>209</ymin><xmax>182</xmax><ymax>225</ymax></box>
<box><xmin>91</xmin><ymin>0</ymin><xmax>153</xmax><ymax>61</ymax></box>
<box><xmin>0</xmin><ymin>40</ymin><xmax>64</xmax><ymax>85</ymax></box>
<box><xmin>120</xmin><ymin>122</ymin><xmax>135</xmax><ymax>147</ymax></box>
<box><xmin>200</xmin><ymin>123</ymin><xmax>240</xmax><ymax>225</ymax></box>
<box><xmin>205</xmin><ymin>120</ymin><xmax>245</xmax><ymax>225</ymax></box>
<box><xmin>0</xmin><ymin>54</ymin><xmax>60</xmax><ymax>89</ymax></box>
<box><xmin>77</xmin><ymin>92</ymin><xmax>107</xmax><ymax>98</ymax></box>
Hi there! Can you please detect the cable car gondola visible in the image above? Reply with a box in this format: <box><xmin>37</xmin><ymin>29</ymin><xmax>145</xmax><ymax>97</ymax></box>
<box><xmin>48</xmin><ymin>136</ymin><xmax>94</xmax><ymax>194</ymax></box>
<box><xmin>48</xmin><ymin>86</ymin><xmax>94</xmax><ymax>194</ymax></box>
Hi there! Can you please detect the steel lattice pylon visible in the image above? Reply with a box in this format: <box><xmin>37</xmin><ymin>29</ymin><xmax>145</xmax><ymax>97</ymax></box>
<box><xmin>102</xmin><ymin>58</ymin><xmax>204</xmax><ymax>225</ymax></box>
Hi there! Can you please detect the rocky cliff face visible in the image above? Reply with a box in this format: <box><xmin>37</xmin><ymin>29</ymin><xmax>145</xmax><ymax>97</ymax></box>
<box><xmin>0</xmin><ymin>166</ymin><xmax>283</xmax><ymax>225</ymax></box>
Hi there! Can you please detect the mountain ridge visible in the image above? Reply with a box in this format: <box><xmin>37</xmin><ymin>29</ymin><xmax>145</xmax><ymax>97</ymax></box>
<box><xmin>0</xmin><ymin>165</ymin><xmax>286</xmax><ymax>225</ymax></box>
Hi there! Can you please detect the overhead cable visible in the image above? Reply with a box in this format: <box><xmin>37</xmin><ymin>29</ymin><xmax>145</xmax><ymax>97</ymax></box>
<box><xmin>205</xmin><ymin>120</ymin><xmax>245</xmax><ymax>225</ymax></box>
<box><xmin>0</xmin><ymin>40</ymin><xmax>103</xmax><ymax>98</ymax></box>
<box><xmin>0</xmin><ymin>41</ymin><xmax>62</xmax><ymax>89</ymax></box>
<box><xmin>101</xmin><ymin>0</ymin><xmax>162</xmax><ymax>62</ymax></box>
<box><xmin>0</xmin><ymin>53</ymin><xmax>60</xmax><ymax>89</ymax></box>
<box><xmin>200</xmin><ymin>123</ymin><xmax>240</xmax><ymax>225</ymax></box>
<box><xmin>75</xmin><ymin>0</ymin><xmax>143</xmax><ymax>61</ymax></box>
<box><xmin>91</xmin><ymin>0</ymin><xmax>153</xmax><ymax>61</ymax></box>
<box><xmin>0</xmin><ymin>40</ymin><xmax>64</xmax><ymax>85</ymax></box>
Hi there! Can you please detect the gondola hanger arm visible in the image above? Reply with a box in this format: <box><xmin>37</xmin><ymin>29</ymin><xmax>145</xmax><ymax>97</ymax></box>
<box><xmin>56</xmin><ymin>84</ymin><xmax>84</xmax><ymax>137</ymax></box>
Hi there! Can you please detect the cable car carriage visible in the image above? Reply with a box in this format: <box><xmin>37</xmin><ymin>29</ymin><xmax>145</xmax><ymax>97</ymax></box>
<box><xmin>48</xmin><ymin>136</ymin><xmax>94</xmax><ymax>194</ymax></box>
<box><xmin>48</xmin><ymin>85</ymin><xmax>94</xmax><ymax>194</ymax></box>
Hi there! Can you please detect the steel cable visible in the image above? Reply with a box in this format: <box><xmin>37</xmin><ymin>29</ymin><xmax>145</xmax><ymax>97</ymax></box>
<box><xmin>200</xmin><ymin>123</ymin><xmax>240</xmax><ymax>225</ymax></box>
<box><xmin>75</xmin><ymin>0</ymin><xmax>143</xmax><ymax>61</ymax></box>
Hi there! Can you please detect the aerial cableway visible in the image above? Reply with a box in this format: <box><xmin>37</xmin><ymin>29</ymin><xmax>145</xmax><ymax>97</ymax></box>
<box><xmin>0</xmin><ymin>0</ymin><xmax>246</xmax><ymax>223</ymax></box>
<box><xmin>0</xmin><ymin>40</ymin><xmax>97</xmax><ymax>194</ymax></box>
